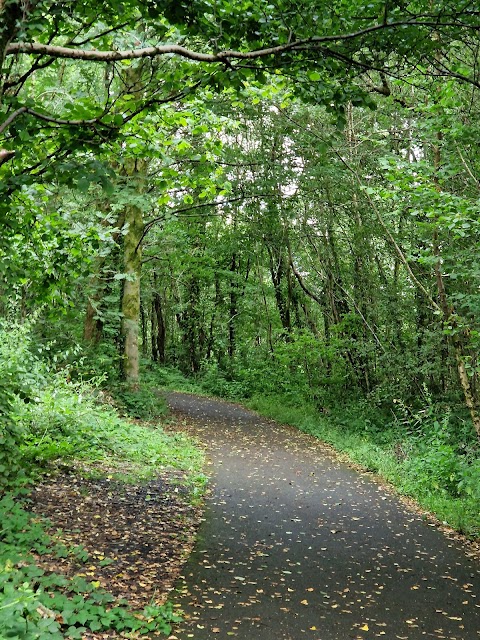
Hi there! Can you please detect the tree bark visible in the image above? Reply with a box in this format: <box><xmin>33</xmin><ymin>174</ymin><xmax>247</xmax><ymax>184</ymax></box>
<box><xmin>0</xmin><ymin>0</ymin><xmax>22</xmax><ymax>76</ymax></box>
<box><xmin>121</xmin><ymin>159</ymin><xmax>146</xmax><ymax>388</ymax></box>
<box><xmin>151</xmin><ymin>284</ymin><xmax>166</xmax><ymax>364</ymax></box>
<box><xmin>228</xmin><ymin>252</ymin><xmax>238</xmax><ymax>358</ymax></box>
<box><xmin>84</xmin><ymin>298</ymin><xmax>103</xmax><ymax>343</ymax></box>
<box><xmin>432</xmin><ymin>135</ymin><xmax>480</xmax><ymax>438</ymax></box>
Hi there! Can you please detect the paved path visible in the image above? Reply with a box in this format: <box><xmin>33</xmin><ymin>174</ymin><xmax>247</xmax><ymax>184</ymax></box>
<box><xmin>166</xmin><ymin>392</ymin><xmax>479</xmax><ymax>640</ymax></box>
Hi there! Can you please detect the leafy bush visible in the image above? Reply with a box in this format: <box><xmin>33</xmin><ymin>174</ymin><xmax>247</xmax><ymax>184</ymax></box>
<box><xmin>0</xmin><ymin>320</ymin><xmax>48</xmax><ymax>490</ymax></box>
<box><xmin>0</xmin><ymin>323</ymin><xmax>205</xmax><ymax>639</ymax></box>
<box><xmin>112</xmin><ymin>383</ymin><xmax>168</xmax><ymax>420</ymax></box>
<box><xmin>0</xmin><ymin>320</ymin><xmax>203</xmax><ymax>481</ymax></box>
<box><xmin>15</xmin><ymin>375</ymin><xmax>203</xmax><ymax>480</ymax></box>
<box><xmin>198</xmin><ymin>360</ymin><xmax>248</xmax><ymax>399</ymax></box>
<box><xmin>142</xmin><ymin>363</ymin><xmax>202</xmax><ymax>393</ymax></box>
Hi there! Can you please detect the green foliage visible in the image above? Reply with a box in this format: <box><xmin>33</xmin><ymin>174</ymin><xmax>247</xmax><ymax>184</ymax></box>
<box><xmin>150</xmin><ymin>366</ymin><xmax>203</xmax><ymax>393</ymax></box>
<box><xmin>198</xmin><ymin>361</ymin><xmax>250</xmax><ymax>400</ymax></box>
<box><xmin>0</xmin><ymin>322</ymin><xmax>203</xmax><ymax>639</ymax></box>
<box><xmin>113</xmin><ymin>383</ymin><xmax>168</xmax><ymax>420</ymax></box>
<box><xmin>0</xmin><ymin>320</ymin><xmax>47</xmax><ymax>490</ymax></box>
<box><xmin>0</xmin><ymin>319</ymin><xmax>204</xmax><ymax>485</ymax></box>
<box><xmin>391</xmin><ymin>392</ymin><xmax>480</xmax><ymax>501</ymax></box>
<box><xmin>17</xmin><ymin>374</ymin><xmax>203</xmax><ymax>480</ymax></box>
<box><xmin>196</xmin><ymin>328</ymin><xmax>350</xmax><ymax>406</ymax></box>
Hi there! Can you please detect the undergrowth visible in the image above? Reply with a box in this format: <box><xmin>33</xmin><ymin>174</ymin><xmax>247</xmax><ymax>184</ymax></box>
<box><xmin>0</xmin><ymin>322</ymin><xmax>205</xmax><ymax>639</ymax></box>
<box><xmin>0</xmin><ymin>492</ymin><xmax>181</xmax><ymax>639</ymax></box>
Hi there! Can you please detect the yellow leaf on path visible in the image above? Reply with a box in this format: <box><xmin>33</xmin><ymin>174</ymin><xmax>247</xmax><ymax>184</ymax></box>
<box><xmin>301</xmin><ymin>599</ymin><xmax>309</xmax><ymax>605</ymax></box>
<box><xmin>360</xmin><ymin>624</ymin><xmax>369</xmax><ymax>631</ymax></box>
<box><xmin>310</xmin><ymin>626</ymin><xmax>317</xmax><ymax>631</ymax></box>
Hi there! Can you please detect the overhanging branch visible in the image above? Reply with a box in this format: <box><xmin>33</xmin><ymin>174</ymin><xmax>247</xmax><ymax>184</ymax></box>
<box><xmin>4</xmin><ymin>19</ymin><xmax>453</xmax><ymax>64</ymax></box>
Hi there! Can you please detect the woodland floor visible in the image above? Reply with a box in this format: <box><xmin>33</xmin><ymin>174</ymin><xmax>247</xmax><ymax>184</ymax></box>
<box><xmin>29</xmin><ymin>461</ymin><xmax>203</xmax><ymax>639</ymax></box>
<box><xmin>29</xmin><ymin>393</ymin><xmax>480</xmax><ymax>640</ymax></box>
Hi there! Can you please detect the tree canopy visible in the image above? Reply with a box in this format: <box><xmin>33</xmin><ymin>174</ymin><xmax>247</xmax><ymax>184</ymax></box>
<box><xmin>1</xmin><ymin>0</ymin><xmax>480</xmax><ymax>485</ymax></box>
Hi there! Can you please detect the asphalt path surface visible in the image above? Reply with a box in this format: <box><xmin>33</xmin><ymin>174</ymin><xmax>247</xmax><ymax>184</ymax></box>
<box><xmin>166</xmin><ymin>392</ymin><xmax>479</xmax><ymax>640</ymax></box>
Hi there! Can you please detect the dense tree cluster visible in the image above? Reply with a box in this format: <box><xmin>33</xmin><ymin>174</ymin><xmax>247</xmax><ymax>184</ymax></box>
<box><xmin>1</xmin><ymin>1</ymin><xmax>480</xmax><ymax>439</ymax></box>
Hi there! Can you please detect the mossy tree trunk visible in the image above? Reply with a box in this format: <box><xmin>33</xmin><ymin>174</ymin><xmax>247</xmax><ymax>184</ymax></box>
<box><xmin>121</xmin><ymin>158</ymin><xmax>147</xmax><ymax>388</ymax></box>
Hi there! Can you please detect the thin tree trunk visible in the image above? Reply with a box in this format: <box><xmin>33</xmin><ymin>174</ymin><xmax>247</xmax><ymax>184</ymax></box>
<box><xmin>0</xmin><ymin>1</ymin><xmax>21</xmax><ymax>83</ymax></box>
<box><xmin>206</xmin><ymin>273</ymin><xmax>221</xmax><ymax>361</ymax></box>
<box><xmin>228</xmin><ymin>252</ymin><xmax>237</xmax><ymax>358</ymax></box>
<box><xmin>152</xmin><ymin>286</ymin><xmax>166</xmax><ymax>364</ymax></box>
<box><xmin>151</xmin><ymin>297</ymin><xmax>158</xmax><ymax>362</ymax></box>
<box><xmin>84</xmin><ymin>298</ymin><xmax>103</xmax><ymax>343</ymax></box>
<box><xmin>140</xmin><ymin>301</ymin><xmax>147</xmax><ymax>355</ymax></box>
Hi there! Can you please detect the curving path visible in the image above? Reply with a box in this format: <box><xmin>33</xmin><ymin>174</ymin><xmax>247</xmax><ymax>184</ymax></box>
<box><xmin>166</xmin><ymin>392</ymin><xmax>479</xmax><ymax>640</ymax></box>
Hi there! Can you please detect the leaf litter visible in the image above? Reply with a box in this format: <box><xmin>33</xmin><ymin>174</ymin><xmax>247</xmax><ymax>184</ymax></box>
<box><xmin>28</xmin><ymin>458</ymin><xmax>204</xmax><ymax>639</ymax></box>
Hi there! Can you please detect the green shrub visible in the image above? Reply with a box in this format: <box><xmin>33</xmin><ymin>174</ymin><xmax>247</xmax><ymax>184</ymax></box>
<box><xmin>0</xmin><ymin>320</ymin><xmax>48</xmax><ymax>490</ymax></box>
<box><xmin>112</xmin><ymin>383</ymin><xmax>168</xmax><ymax>420</ymax></box>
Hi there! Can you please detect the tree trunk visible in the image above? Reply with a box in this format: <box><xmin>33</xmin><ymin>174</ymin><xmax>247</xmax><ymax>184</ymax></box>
<box><xmin>121</xmin><ymin>159</ymin><xmax>146</xmax><ymax>387</ymax></box>
<box><xmin>432</xmin><ymin>135</ymin><xmax>480</xmax><ymax>438</ymax></box>
<box><xmin>121</xmin><ymin>202</ymin><xmax>143</xmax><ymax>386</ymax></box>
<box><xmin>228</xmin><ymin>253</ymin><xmax>238</xmax><ymax>358</ymax></box>
<box><xmin>266</xmin><ymin>245</ymin><xmax>291</xmax><ymax>334</ymax></box>
<box><xmin>84</xmin><ymin>298</ymin><xmax>103</xmax><ymax>343</ymax></box>
<box><xmin>0</xmin><ymin>1</ymin><xmax>22</xmax><ymax>79</ymax></box>
<box><xmin>152</xmin><ymin>285</ymin><xmax>166</xmax><ymax>364</ymax></box>
<box><xmin>140</xmin><ymin>301</ymin><xmax>147</xmax><ymax>355</ymax></box>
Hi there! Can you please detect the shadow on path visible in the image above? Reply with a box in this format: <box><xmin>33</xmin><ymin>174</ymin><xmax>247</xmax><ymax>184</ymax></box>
<box><xmin>166</xmin><ymin>392</ymin><xmax>479</xmax><ymax>640</ymax></box>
